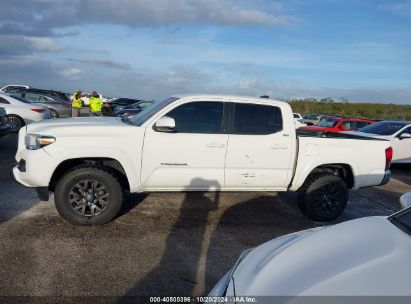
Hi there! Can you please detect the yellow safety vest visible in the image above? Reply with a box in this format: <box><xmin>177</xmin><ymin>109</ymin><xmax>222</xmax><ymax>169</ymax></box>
<box><xmin>89</xmin><ymin>96</ymin><xmax>103</xmax><ymax>112</ymax></box>
<box><xmin>71</xmin><ymin>96</ymin><xmax>82</xmax><ymax>109</ymax></box>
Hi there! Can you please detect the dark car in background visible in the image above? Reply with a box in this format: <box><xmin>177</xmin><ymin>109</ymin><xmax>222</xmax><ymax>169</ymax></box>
<box><xmin>114</xmin><ymin>100</ymin><xmax>154</xmax><ymax>118</ymax></box>
<box><xmin>103</xmin><ymin>98</ymin><xmax>148</xmax><ymax>116</ymax></box>
<box><xmin>11</xmin><ymin>91</ymin><xmax>71</xmax><ymax>118</ymax></box>
<box><xmin>0</xmin><ymin>107</ymin><xmax>11</xmax><ymax>138</ymax></box>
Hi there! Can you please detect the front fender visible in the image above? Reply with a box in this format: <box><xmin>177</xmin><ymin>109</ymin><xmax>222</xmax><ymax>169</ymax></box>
<box><xmin>44</xmin><ymin>138</ymin><xmax>142</xmax><ymax>192</ymax></box>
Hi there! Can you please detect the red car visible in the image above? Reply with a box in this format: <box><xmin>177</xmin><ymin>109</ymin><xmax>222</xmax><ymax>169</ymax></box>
<box><xmin>301</xmin><ymin>117</ymin><xmax>376</xmax><ymax>132</ymax></box>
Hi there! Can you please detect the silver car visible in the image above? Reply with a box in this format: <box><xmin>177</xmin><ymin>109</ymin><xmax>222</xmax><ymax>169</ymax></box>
<box><xmin>11</xmin><ymin>91</ymin><xmax>71</xmax><ymax>118</ymax></box>
<box><xmin>210</xmin><ymin>193</ymin><xmax>411</xmax><ymax>297</ymax></box>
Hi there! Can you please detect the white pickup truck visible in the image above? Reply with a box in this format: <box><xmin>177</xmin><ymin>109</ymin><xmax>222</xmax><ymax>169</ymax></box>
<box><xmin>12</xmin><ymin>94</ymin><xmax>392</xmax><ymax>225</ymax></box>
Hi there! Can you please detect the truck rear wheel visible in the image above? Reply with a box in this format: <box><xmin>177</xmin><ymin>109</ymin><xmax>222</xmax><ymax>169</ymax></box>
<box><xmin>298</xmin><ymin>173</ymin><xmax>348</xmax><ymax>222</ymax></box>
<box><xmin>54</xmin><ymin>166</ymin><xmax>123</xmax><ymax>225</ymax></box>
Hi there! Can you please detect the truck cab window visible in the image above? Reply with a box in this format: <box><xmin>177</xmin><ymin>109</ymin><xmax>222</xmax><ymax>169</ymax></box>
<box><xmin>165</xmin><ymin>101</ymin><xmax>223</xmax><ymax>134</ymax></box>
<box><xmin>233</xmin><ymin>103</ymin><xmax>283</xmax><ymax>135</ymax></box>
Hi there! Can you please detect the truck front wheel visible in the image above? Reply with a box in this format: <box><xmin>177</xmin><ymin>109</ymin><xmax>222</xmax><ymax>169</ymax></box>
<box><xmin>298</xmin><ymin>173</ymin><xmax>348</xmax><ymax>222</ymax></box>
<box><xmin>54</xmin><ymin>166</ymin><xmax>123</xmax><ymax>225</ymax></box>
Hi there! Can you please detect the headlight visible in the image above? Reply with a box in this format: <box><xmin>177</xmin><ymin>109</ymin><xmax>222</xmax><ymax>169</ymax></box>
<box><xmin>25</xmin><ymin>134</ymin><xmax>56</xmax><ymax>150</ymax></box>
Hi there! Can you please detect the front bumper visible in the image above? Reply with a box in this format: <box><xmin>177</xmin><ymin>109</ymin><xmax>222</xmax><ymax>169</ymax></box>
<box><xmin>10</xmin><ymin>168</ymin><xmax>50</xmax><ymax>201</ymax></box>
<box><xmin>13</xmin><ymin>144</ymin><xmax>55</xmax><ymax>188</ymax></box>
<box><xmin>380</xmin><ymin>169</ymin><xmax>391</xmax><ymax>186</ymax></box>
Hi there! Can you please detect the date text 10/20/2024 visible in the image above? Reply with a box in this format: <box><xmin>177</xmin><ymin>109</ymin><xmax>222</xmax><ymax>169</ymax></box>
<box><xmin>149</xmin><ymin>297</ymin><xmax>257</xmax><ymax>303</ymax></box>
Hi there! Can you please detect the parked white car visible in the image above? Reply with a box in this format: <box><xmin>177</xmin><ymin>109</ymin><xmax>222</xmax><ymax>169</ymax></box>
<box><xmin>293</xmin><ymin>113</ymin><xmax>303</xmax><ymax>120</ymax></box>
<box><xmin>352</xmin><ymin>121</ymin><xmax>411</xmax><ymax>164</ymax></box>
<box><xmin>0</xmin><ymin>84</ymin><xmax>30</xmax><ymax>93</ymax></box>
<box><xmin>12</xmin><ymin>94</ymin><xmax>391</xmax><ymax>225</ymax></box>
<box><xmin>293</xmin><ymin>113</ymin><xmax>306</xmax><ymax>128</ymax></box>
<box><xmin>0</xmin><ymin>93</ymin><xmax>50</xmax><ymax>132</ymax></box>
<box><xmin>210</xmin><ymin>193</ymin><xmax>411</xmax><ymax>297</ymax></box>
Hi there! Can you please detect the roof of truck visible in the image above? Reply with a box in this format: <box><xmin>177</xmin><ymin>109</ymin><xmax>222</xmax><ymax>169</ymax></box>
<box><xmin>172</xmin><ymin>93</ymin><xmax>286</xmax><ymax>105</ymax></box>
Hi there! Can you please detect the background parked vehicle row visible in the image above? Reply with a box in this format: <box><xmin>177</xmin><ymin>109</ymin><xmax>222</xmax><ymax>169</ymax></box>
<box><xmin>0</xmin><ymin>93</ymin><xmax>50</xmax><ymax>132</ymax></box>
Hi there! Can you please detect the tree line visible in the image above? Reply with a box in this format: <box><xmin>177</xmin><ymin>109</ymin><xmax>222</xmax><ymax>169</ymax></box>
<box><xmin>286</xmin><ymin>98</ymin><xmax>411</xmax><ymax>121</ymax></box>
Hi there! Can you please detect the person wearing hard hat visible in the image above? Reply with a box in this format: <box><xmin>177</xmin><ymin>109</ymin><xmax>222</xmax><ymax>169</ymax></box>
<box><xmin>71</xmin><ymin>90</ymin><xmax>83</xmax><ymax>117</ymax></box>
<box><xmin>89</xmin><ymin>91</ymin><xmax>104</xmax><ymax>116</ymax></box>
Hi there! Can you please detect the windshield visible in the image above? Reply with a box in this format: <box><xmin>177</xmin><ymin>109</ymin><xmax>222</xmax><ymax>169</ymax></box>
<box><xmin>9</xmin><ymin>95</ymin><xmax>32</xmax><ymax>104</ymax></box>
<box><xmin>391</xmin><ymin>208</ymin><xmax>411</xmax><ymax>236</ymax></box>
<box><xmin>358</xmin><ymin>121</ymin><xmax>408</xmax><ymax>135</ymax></box>
<box><xmin>128</xmin><ymin>97</ymin><xmax>179</xmax><ymax>126</ymax></box>
<box><xmin>317</xmin><ymin>117</ymin><xmax>339</xmax><ymax>128</ymax></box>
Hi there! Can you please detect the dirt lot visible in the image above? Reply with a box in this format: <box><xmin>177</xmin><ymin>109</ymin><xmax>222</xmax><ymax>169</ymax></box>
<box><xmin>1</xmin><ymin>134</ymin><xmax>410</xmax><ymax>298</ymax></box>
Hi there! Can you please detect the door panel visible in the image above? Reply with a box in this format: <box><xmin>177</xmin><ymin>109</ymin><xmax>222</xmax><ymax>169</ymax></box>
<box><xmin>225</xmin><ymin>103</ymin><xmax>293</xmax><ymax>190</ymax></box>
<box><xmin>394</xmin><ymin>127</ymin><xmax>411</xmax><ymax>163</ymax></box>
<box><xmin>141</xmin><ymin>101</ymin><xmax>227</xmax><ymax>190</ymax></box>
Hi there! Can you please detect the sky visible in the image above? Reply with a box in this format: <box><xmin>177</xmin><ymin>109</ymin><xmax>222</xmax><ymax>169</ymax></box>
<box><xmin>0</xmin><ymin>0</ymin><xmax>410</xmax><ymax>103</ymax></box>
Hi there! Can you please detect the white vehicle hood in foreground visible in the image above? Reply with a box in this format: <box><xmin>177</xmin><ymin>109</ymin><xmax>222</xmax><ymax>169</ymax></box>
<box><xmin>24</xmin><ymin>117</ymin><xmax>131</xmax><ymax>135</ymax></box>
<box><xmin>232</xmin><ymin>216</ymin><xmax>411</xmax><ymax>296</ymax></box>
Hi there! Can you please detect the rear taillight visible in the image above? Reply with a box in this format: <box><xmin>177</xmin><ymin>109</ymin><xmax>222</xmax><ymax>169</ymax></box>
<box><xmin>31</xmin><ymin>108</ymin><xmax>46</xmax><ymax>113</ymax></box>
<box><xmin>385</xmin><ymin>147</ymin><xmax>393</xmax><ymax>170</ymax></box>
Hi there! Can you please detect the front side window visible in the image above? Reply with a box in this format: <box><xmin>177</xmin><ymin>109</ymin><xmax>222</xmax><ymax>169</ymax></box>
<box><xmin>399</xmin><ymin>127</ymin><xmax>411</xmax><ymax>136</ymax></box>
<box><xmin>165</xmin><ymin>101</ymin><xmax>223</xmax><ymax>134</ymax></box>
<box><xmin>340</xmin><ymin>120</ymin><xmax>355</xmax><ymax>130</ymax></box>
<box><xmin>233</xmin><ymin>103</ymin><xmax>283</xmax><ymax>135</ymax></box>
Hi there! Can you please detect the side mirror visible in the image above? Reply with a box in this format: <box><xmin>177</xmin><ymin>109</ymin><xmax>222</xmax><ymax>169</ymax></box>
<box><xmin>400</xmin><ymin>192</ymin><xmax>411</xmax><ymax>209</ymax></box>
<box><xmin>399</xmin><ymin>133</ymin><xmax>411</xmax><ymax>140</ymax></box>
<box><xmin>155</xmin><ymin>116</ymin><xmax>175</xmax><ymax>132</ymax></box>
<box><xmin>339</xmin><ymin>125</ymin><xmax>347</xmax><ymax>130</ymax></box>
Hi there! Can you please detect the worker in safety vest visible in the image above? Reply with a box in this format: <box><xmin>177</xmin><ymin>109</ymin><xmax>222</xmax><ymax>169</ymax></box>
<box><xmin>89</xmin><ymin>91</ymin><xmax>104</xmax><ymax>116</ymax></box>
<box><xmin>71</xmin><ymin>90</ymin><xmax>83</xmax><ymax>117</ymax></box>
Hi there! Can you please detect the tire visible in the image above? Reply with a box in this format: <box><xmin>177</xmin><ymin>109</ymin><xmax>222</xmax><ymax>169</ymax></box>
<box><xmin>54</xmin><ymin>166</ymin><xmax>123</xmax><ymax>225</ymax></box>
<box><xmin>6</xmin><ymin>114</ymin><xmax>25</xmax><ymax>132</ymax></box>
<box><xmin>49</xmin><ymin>109</ymin><xmax>59</xmax><ymax>118</ymax></box>
<box><xmin>101</xmin><ymin>107</ymin><xmax>111</xmax><ymax>116</ymax></box>
<box><xmin>298</xmin><ymin>173</ymin><xmax>348</xmax><ymax>222</ymax></box>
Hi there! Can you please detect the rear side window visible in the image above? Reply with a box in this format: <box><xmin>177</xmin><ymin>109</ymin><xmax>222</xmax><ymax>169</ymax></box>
<box><xmin>165</xmin><ymin>101</ymin><xmax>223</xmax><ymax>134</ymax></box>
<box><xmin>233</xmin><ymin>103</ymin><xmax>283</xmax><ymax>135</ymax></box>
<box><xmin>0</xmin><ymin>97</ymin><xmax>9</xmax><ymax>104</ymax></box>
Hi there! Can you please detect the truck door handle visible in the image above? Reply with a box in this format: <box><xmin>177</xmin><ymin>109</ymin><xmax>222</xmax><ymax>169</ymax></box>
<box><xmin>271</xmin><ymin>144</ymin><xmax>288</xmax><ymax>149</ymax></box>
<box><xmin>206</xmin><ymin>142</ymin><xmax>226</xmax><ymax>148</ymax></box>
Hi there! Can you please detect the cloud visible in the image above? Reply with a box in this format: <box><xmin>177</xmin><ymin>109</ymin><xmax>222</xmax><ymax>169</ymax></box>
<box><xmin>0</xmin><ymin>35</ymin><xmax>62</xmax><ymax>58</ymax></box>
<box><xmin>66</xmin><ymin>58</ymin><xmax>132</xmax><ymax>70</ymax></box>
<box><xmin>379</xmin><ymin>1</ymin><xmax>411</xmax><ymax>15</ymax></box>
<box><xmin>1</xmin><ymin>56</ymin><xmax>410</xmax><ymax>103</ymax></box>
<box><xmin>57</xmin><ymin>67</ymin><xmax>84</xmax><ymax>80</ymax></box>
<box><xmin>0</xmin><ymin>0</ymin><xmax>295</xmax><ymax>37</ymax></box>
